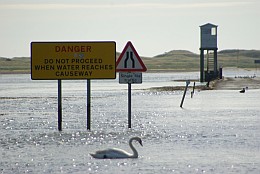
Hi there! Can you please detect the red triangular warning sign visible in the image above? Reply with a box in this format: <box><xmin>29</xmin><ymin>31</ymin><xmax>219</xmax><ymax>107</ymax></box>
<box><xmin>116</xmin><ymin>41</ymin><xmax>147</xmax><ymax>72</ymax></box>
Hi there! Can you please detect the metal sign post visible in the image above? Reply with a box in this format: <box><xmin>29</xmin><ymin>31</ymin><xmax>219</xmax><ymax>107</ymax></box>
<box><xmin>119</xmin><ymin>73</ymin><xmax>142</xmax><ymax>128</ymax></box>
<box><xmin>116</xmin><ymin>41</ymin><xmax>147</xmax><ymax>128</ymax></box>
<box><xmin>87</xmin><ymin>79</ymin><xmax>91</xmax><ymax>130</ymax></box>
<box><xmin>128</xmin><ymin>83</ymin><xmax>132</xmax><ymax>128</ymax></box>
<box><xmin>58</xmin><ymin>80</ymin><xmax>62</xmax><ymax>131</ymax></box>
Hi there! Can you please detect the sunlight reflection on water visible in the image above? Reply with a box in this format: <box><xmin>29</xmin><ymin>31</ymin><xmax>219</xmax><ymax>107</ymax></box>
<box><xmin>0</xmin><ymin>71</ymin><xmax>260</xmax><ymax>173</ymax></box>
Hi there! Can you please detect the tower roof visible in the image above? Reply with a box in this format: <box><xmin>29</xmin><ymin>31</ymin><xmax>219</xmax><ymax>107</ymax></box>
<box><xmin>200</xmin><ymin>23</ymin><xmax>218</xmax><ymax>28</ymax></box>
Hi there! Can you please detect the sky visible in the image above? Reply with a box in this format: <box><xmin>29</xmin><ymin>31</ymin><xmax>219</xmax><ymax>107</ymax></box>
<box><xmin>0</xmin><ymin>0</ymin><xmax>259</xmax><ymax>58</ymax></box>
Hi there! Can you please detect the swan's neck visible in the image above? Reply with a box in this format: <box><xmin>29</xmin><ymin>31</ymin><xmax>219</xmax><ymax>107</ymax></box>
<box><xmin>129</xmin><ymin>139</ymin><xmax>138</xmax><ymax>158</ymax></box>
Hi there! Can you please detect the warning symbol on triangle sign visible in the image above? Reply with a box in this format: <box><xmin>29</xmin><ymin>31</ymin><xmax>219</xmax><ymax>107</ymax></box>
<box><xmin>116</xmin><ymin>41</ymin><xmax>147</xmax><ymax>72</ymax></box>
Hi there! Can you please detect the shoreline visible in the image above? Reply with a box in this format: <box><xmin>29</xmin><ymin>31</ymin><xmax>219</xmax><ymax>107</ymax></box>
<box><xmin>2</xmin><ymin>69</ymin><xmax>260</xmax><ymax>91</ymax></box>
<box><xmin>0</xmin><ymin>71</ymin><xmax>31</xmax><ymax>74</ymax></box>
<box><xmin>211</xmin><ymin>76</ymin><xmax>260</xmax><ymax>90</ymax></box>
<box><xmin>149</xmin><ymin>77</ymin><xmax>260</xmax><ymax>92</ymax></box>
<box><xmin>0</xmin><ymin>69</ymin><xmax>198</xmax><ymax>74</ymax></box>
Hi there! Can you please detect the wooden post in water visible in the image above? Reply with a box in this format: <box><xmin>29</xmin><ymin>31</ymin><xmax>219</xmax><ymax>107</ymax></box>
<box><xmin>58</xmin><ymin>80</ymin><xmax>62</xmax><ymax>131</ymax></box>
<box><xmin>191</xmin><ymin>82</ymin><xmax>195</xmax><ymax>98</ymax></box>
<box><xmin>180</xmin><ymin>80</ymin><xmax>190</xmax><ymax>108</ymax></box>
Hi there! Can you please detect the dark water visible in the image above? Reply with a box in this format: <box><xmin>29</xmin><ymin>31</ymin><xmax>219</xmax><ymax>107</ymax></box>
<box><xmin>0</xmin><ymin>71</ymin><xmax>259</xmax><ymax>173</ymax></box>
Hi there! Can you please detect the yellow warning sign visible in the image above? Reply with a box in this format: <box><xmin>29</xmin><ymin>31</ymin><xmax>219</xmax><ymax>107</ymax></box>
<box><xmin>31</xmin><ymin>42</ymin><xmax>116</xmax><ymax>80</ymax></box>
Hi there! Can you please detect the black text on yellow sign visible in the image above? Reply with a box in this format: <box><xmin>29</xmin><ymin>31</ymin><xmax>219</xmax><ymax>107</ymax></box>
<box><xmin>31</xmin><ymin>42</ymin><xmax>116</xmax><ymax>80</ymax></box>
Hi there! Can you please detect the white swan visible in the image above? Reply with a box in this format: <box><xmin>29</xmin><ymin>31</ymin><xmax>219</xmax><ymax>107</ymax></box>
<box><xmin>90</xmin><ymin>137</ymin><xmax>143</xmax><ymax>159</ymax></box>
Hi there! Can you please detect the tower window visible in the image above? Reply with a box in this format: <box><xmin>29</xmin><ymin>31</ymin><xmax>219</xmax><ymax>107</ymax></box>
<box><xmin>211</xmin><ymin>27</ymin><xmax>216</xmax><ymax>35</ymax></box>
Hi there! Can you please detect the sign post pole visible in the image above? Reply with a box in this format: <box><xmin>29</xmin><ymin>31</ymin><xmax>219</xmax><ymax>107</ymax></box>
<box><xmin>128</xmin><ymin>83</ymin><xmax>131</xmax><ymax>128</ymax></box>
<box><xmin>58</xmin><ymin>79</ymin><xmax>62</xmax><ymax>131</ymax></box>
<box><xmin>87</xmin><ymin>79</ymin><xmax>91</xmax><ymax>130</ymax></box>
<box><xmin>116</xmin><ymin>41</ymin><xmax>147</xmax><ymax>129</ymax></box>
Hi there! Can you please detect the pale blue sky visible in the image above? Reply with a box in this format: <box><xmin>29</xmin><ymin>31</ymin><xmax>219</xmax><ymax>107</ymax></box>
<box><xmin>0</xmin><ymin>0</ymin><xmax>259</xmax><ymax>57</ymax></box>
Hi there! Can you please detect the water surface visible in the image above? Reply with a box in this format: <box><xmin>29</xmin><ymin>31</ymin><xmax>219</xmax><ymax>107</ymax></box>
<box><xmin>0</xmin><ymin>71</ymin><xmax>259</xmax><ymax>173</ymax></box>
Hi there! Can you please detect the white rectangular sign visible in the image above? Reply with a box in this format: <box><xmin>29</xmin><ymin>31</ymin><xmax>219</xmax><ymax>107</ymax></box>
<box><xmin>119</xmin><ymin>72</ymin><xmax>142</xmax><ymax>84</ymax></box>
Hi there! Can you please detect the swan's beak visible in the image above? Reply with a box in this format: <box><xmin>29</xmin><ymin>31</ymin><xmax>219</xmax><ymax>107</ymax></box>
<box><xmin>140</xmin><ymin>140</ymin><xmax>143</xmax><ymax>146</ymax></box>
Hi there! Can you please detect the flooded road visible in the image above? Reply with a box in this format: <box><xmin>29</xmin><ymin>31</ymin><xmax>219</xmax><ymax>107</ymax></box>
<box><xmin>0</xmin><ymin>71</ymin><xmax>259</xmax><ymax>173</ymax></box>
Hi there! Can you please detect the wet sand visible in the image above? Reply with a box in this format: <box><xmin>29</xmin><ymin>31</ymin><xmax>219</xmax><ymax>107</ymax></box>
<box><xmin>150</xmin><ymin>76</ymin><xmax>260</xmax><ymax>91</ymax></box>
<box><xmin>212</xmin><ymin>77</ymin><xmax>260</xmax><ymax>90</ymax></box>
